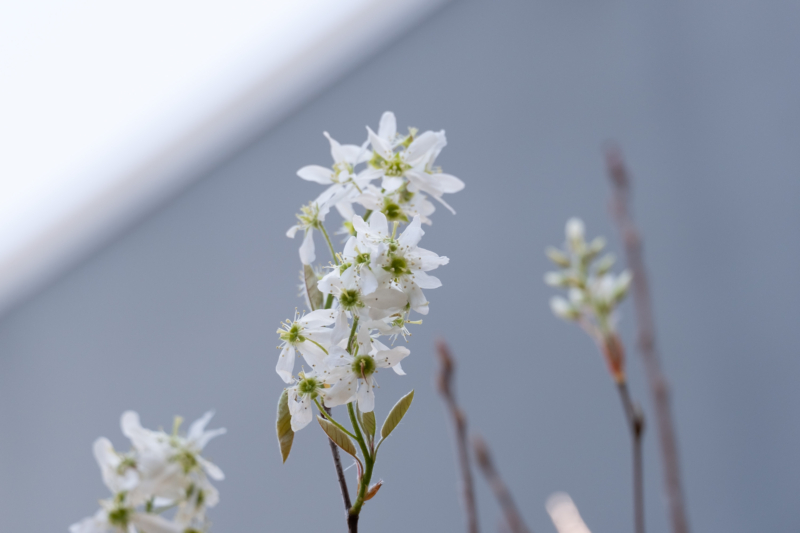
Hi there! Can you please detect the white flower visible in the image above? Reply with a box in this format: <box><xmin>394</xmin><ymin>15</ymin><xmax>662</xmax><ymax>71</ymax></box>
<box><xmin>92</xmin><ymin>438</ymin><xmax>139</xmax><ymax>496</ymax></box>
<box><xmin>70</xmin><ymin>502</ymin><xmax>183</xmax><ymax>533</ymax></box>
<box><xmin>120</xmin><ymin>411</ymin><xmax>225</xmax><ymax>505</ymax></box>
<box><xmin>324</xmin><ymin>341</ymin><xmax>410</xmax><ymax>412</ymax></box>
<box><xmin>354</xmin><ymin>213</ymin><xmax>448</xmax><ymax>315</ymax></box>
<box><xmin>286</xmin><ymin>202</ymin><xmax>331</xmax><ymax>265</ymax></box>
<box><xmin>355</xmin><ymin>184</ymin><xmax>436</xmax><ymax>225</ymax></box>
<box><xmin>275</xmin><ymin>309</ymin><xmax>337</xmax><ymax>383</ymax></box>
<box><xmin>286</xmin><ymin>369</ymin><xmax>339</xmax><ymax>431</ymax></box>
<box><xmin>365</xmin><ymin>112</ymin><xmax>463</xmax><ymax>212</ymax></box>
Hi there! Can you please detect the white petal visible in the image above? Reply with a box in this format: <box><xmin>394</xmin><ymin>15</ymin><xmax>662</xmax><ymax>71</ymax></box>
<box><xmin>392</xmin><ymin>361</ymin><xmax>407</xmax><ymax>376</ymax></box>
<box><xmin>369</xmin><ymin>211</ymin><xmax>389</xmax><ymax>237</ymax></box>
<box><xmin>357</xmin><ymin>378</ymin><xmax>375</xmax><ymax>412</ymax></box>
<box><xmin>331</xmin><ymin>308</ymin><xmax>349</xmax><ymax>346</ymax></box>
<box><xmin>362</xmin><ymin>288</ymin><xmax>407</xmax><ymax>310</ymax></box>
<box><xmin>405</xmin><ymin>130</ymin><xmax>439</xmax><ymax>164</ymax></box>
<box><xmin>299</xmin><ymin>230</ymin><xmax>315</xmax><ymax>265</ymax></box>
<box><xmin>378</xmin><ymin>111</ymin><xmax>397</xmax><ymax>142</ymax></box>
<box><xmin>413</xmin><ymin>270</ymin><xmax>442</xmax><ymax>289</ymax></box>
<box><xmin>197</xmin><ymin>455</ymin><xmax>225</xmax><ymax>481</ymax></box>
<box><xmin>375</xmin><ymin>346</ymin><xmax>410</xmax><ymax>369</ymax></box>
<box><xmin>324</xmin><ymin>131</ymin><xmax>348</xmax><ymax>164</ymax></box>
<box><xmin>131</xmin><ymin>512</ymin><xmax>183</xmax><ymax>533</ymax></box>
<box><xmin>286</xmin><ymin>224</ymin><xmax>301</xmax><ymax>238</ymax></box>
<box><xmin>398</xmin><ymin>216</ymin><xmax>424</xmax><ymax>248</ymax></box>
<box><xmin>187</xmin><ymin>411</ymin><xmax>213</xmax><ymax>441</ymax></box>
<box><xmin>407</xmin><ymin>284</ymin><xmax>428</xmax><ymax>315</ymax></box>
<box><xmin>381</xmin><ymin>176</ymin><xmax>405</xmax><ymax>193</ymax></box>
<box><xmin>367</xmin><ymin>126</ymin><xmax>393</xmax><ymax>159</ymax></box>
<box><xmin>299</xmin><ymin>309</ymin><xmax>338</xmax><ymax>327</ymax></box>
<box><xmin>290</xmin><ymin>397</ymin><xmax>314</xmax><ymax>431</ymax></box>
<box><xmin>276</xmin><ymin>345</ymin><xmax>296</xmax><ymax>383</ymax></box>
<box><xmin>297</xmin><ymin>165</ymin><xmax>333</xmax><ymax>184</ymax></box>
<box><xmin>324</xmin><ymin>345</ymin><xmax>352</xmax><ymax>367</ymax></box>
<box><xmin>434</xmin><ymin>173</ymin><xmax>465</xmax><ymax>193</ymax></box>
<box><xmin>361</xmin><ymin>268</ymin><xmax>379</xmax><ymax>294</ymax></box>
<box><xmin>194</xmin><ymin>427</ymin><xmax>226</xmax><ymax>450</ymax></box>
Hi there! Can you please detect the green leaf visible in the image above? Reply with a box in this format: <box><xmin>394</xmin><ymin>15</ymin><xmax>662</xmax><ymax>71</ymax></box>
<box><xmin>303</xmin><ymin>264</ymin><xmax>324</xmax><ymax>311</ymax></box>
<box><xmin>380</xmin><ymin>390</ymin><xmax>414</xmax><ymax>440</ymax></box>
<box><xmin>317</xmin><ymin>416</ymin><xmax>358</xmax><ymax>458</ymax></box>
<box><xmin>361</xmin><ymin>410</ymin><xmax>376</xmax><ymax>438</ymax></box>
<box><xmin>276</xmin><ymin>390</ymin><xmax>294</xmax><ymax>463</ymax></box>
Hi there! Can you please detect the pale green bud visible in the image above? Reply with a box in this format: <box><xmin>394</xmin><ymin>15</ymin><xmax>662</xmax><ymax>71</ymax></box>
<box><xmin>546</xmin><ymin>247</ymin><xmax>571</xmax><ymax>268</ymax></box>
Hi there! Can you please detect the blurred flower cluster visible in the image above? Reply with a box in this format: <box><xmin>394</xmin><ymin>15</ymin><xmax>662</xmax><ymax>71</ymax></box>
<box><xmin>278</xmin><ymin>111</ymin><xmax>464</xmax><ymax>432</ymax></box>
<box><xmin>70</xmin><ymin>411</ymin><xmax>225</xmax><ymax>533</ymax></box>
<box><xmin>545</xmin><ymin>218</ymin><xmax>632</xmax><ymax>382</ymax></box>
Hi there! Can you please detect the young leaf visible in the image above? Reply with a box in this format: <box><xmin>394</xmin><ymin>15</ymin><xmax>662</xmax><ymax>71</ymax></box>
<box><xmin>276</xmin><ymin>389</ymin><xmax>294</xmax><ymax>463</ymax></box>
<box><xmin>380</xmin><ymin>390</ymin><xmax>415</xmax><ymax>440</ymax></box>
<box><xmin>303</xmin><ymin>264</ymin><xmax>324</xmax><ymax>311</ymax></box>
<box><xmin>317</xmin><ymin>416</ymin><xmax>358</xmax><ymax>459</ymax></box>
<box><xmin>361</xmin><ymin>410</ymin><xmax>376</xmax><ymax>438</ymax></box>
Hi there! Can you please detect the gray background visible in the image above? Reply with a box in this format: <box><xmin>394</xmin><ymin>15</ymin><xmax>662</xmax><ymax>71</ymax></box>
<box><xmin>2</xmin><ymin>1</ymin><xmax>799</xmax><ymax>532</ymax></box>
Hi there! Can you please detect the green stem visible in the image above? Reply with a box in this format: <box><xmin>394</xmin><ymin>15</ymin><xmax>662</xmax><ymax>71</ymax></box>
<box><xmin>314</xmin><ymin>398</ymin><xmax>358</xmax><ymax>440</ymax></box>
<box><xmin>347</xmin><ymin>316</ymin><xmax>360</xmax><ymax>354</ymax></box>
<box><xmin>319</xmin><ymin>224</ymin><xmax>339</xmax><ymax>265</ymax></box>
<box><xmin>348</xmin><ymin>402</ymin><xmax>374</xmax><ymax>516</ymax></box>
<box><xmin>324</xmin><ymin>293</ymin><xmax>334</xmax><ymax>310</ymax></box>
<box><xmin>363</xmin><ymin>210</ymin><xmax>373</xmax><ymax>221</ymax></box>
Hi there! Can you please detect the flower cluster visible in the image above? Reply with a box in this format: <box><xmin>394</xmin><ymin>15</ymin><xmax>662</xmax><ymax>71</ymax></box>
<box><xmin>70</xmin><ymin>411</ymin><xmax>225</xmax><ymax>533</ymax></box>
<box><xmin>278</xmin><ymin>111</ymin><xmax>463</xmax><ymax>431</ymax></box>
<box><xmin>545</xmin><ymin>218</ymin><xmax>632</xmax><ymax>382</ymax></box>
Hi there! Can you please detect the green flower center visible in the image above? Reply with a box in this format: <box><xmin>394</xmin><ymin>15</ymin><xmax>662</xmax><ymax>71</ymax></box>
<box><xmin>356</xmin><ymin>252</ymin><xmax>371</xmax><ymax>265</ymax></box>
<box><xmin>108</xmin><ymin>507</ymin><xmax>130</xmax><ymax>527</ymax></box>
<box><xmin>280</xmin><ymin>323</ymin><xmax>304</xmax><ymax>344</ymax></box>
<box><xmin>339</xmin><ymin>289</ymin><xmax>363</xmax><ymax>310</ymax></box>
<box><xmin>382</xmin><ymin>200</ymin><xmax>408</xmax><ymax>222</ymax></box>
<box><xmin>298</xmin><ymin>376</ymin><xmax>320</xmax><ymax>397</ymax></box>
<box><xmin>384</xmin><ymin>155</ymin><xmax>410</xmax><ymax>177</ymax></box>
<box><xmin>173</xmin><ymin>449</ymin><xmax>199</xmax><ymax>474</ymax></box>
<box><xmin>383</xmin><ymin>255</ymin><xmax>411</xmax><ymax>277</ymax></box>
<box><xmin>351</xmin><ymin>355</ymin><xmax>376</xmax><ymax>377</ymax></box>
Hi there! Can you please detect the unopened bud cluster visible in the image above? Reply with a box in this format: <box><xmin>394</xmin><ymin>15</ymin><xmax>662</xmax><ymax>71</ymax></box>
<box><xmin>545</xmin><ymin>218</ymin><xmax>632</xmax><ymax>382</ymax></box>
<box><xmin>70</xmin><ymin>411</ymin><xmax>225</xmax><ymax>533</ymax></box>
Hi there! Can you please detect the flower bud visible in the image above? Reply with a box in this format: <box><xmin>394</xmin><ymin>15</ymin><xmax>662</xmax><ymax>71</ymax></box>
<box><xmin>546</xmin><ymin>247</ymin><xmax>571</xmax><ymax>268</ymax></box>
<box><xmin>544</xmin><ymin>272</ymin><xmax>567</xmax><ymax>287</ymax></box>
<box><xmin>550</xmin><ymin>296</ymin><xmax>580</xmax><ymax>321</ymax></box>
<box><xmin>595</xmin><ymin>253</ymin><xmax>615</xmax><ymax>276</ymax></box>
<box><xmin>565</xmin><ymin>218</ymin><xmax>585</xmax><ymax>245</ymax></box>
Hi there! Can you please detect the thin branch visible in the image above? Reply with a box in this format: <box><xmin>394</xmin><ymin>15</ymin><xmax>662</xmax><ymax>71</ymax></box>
<box><xmin>472</xmin><ymin>434</ymin><xmax>533</xmax><ymax>533</ymax></box>
<box><xmin>617</xmin><ymin>382</ymin><xmax>646</xmax><ymax>533</ymax></box>
<box><xmin>605</xmin><ymin>146</ymin><xmax>691</xmax><ymax>533</ymax></box>
<box><xmin>436</xmin><ymin>340</ymin><xmax>480</xmax><ymax>533</ymax></box>
<box><xmin>324</xmin><ymin>406</ymin><xmax>353</xmax><ymax>528</ymax></box>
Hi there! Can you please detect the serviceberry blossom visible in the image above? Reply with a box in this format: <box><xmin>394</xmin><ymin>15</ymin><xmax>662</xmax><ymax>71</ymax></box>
<box><xmin>274</xmin><ymin>110</ymin><xmax>462</xmax><ymax>526</ymax></box>
<box><xmin>286</xmin><ymin>201</ymin><xmax>331</xmax><ymax>265</ymax></box>
<box><xmin>70</xmin><ymin>411</ymin><xmax>225</xmax><ymax>533</ymax></box>
<box><xmin>545</xmin><ymin>217</ymin><xmax>632</xmax><ymax>382</ymax></box>
<box><xmin>276</xmin><ymin>309</ymin><xmax>337</xmax><ymax>383</ymax></box>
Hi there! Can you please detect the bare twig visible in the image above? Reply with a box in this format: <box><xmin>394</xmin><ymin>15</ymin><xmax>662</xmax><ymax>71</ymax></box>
<box><xmin>324</xmin><ymin>406</ymin><xmax>354</xmax><ymax>530</ymax></box>
<box><xmin>473</xmin><ymin>434</ymin><xmax>533</xmax><ymax>533</ymax></box>
<box><xmin>605</xmin><ymin>146</ymin><xmax>691</xmax><ymax>533</ymax></box>
<box><xmin>436</xmin><ymin>340</ymin><xmax>480</xmax><ymax>533</ymax></box>
<box><xmin>617</xmin><ymin>383</ymin><xmax>646</xmax><ymax>533</ymax></box>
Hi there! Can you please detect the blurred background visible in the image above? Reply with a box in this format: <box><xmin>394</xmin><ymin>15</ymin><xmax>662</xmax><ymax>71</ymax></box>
<box><xmin>1</xmin><ymin>1</ymin><xmax>799</xmax><ymax>532</ymax></box>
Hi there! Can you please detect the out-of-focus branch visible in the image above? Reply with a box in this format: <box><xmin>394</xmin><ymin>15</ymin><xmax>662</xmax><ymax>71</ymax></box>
<box><xmin>473</xmin><ymin>434</ymin><xmax>533</xmax><ymax>533</ymax></box>
<box><xmin>617</xmin><ymin>383</ymin><xmax>646</xmax><ymax>533</ymax></box>
<box><xmin>436</xmin><ymin>340</ymin><xmax>480</xmax><ymax>533</ymax></box>
<box><xmin>605</xmin><ymin>146</ymin><xmax>691</xmax><ymax>533</ymax></box>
